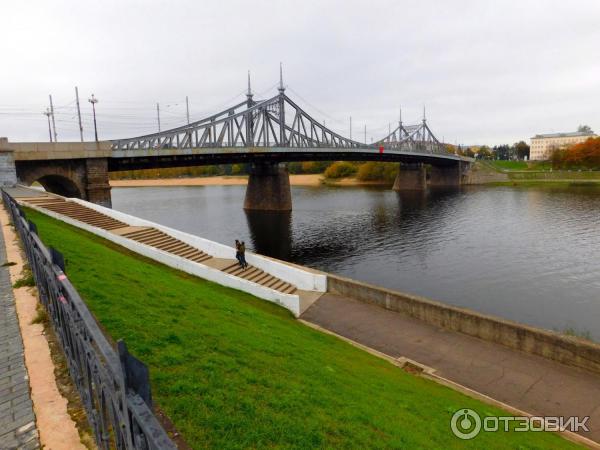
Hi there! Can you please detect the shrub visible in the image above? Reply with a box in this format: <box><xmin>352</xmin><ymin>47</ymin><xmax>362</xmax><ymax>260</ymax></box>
<box><xmin>324</xmin><ymin>161</ymin><xmax>358</xmax><ymax>179</ymax></box>
<box><xmin>356</xmin><ymin>162</ymin><xmax>398</xmax><ymax>182</ymax></box>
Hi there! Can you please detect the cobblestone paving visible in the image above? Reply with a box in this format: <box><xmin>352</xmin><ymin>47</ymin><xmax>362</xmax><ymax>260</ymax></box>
<box><xmin>0</xmin><ymin>224</ymin><xmax>39</xmax><ymax>449</ymax></box>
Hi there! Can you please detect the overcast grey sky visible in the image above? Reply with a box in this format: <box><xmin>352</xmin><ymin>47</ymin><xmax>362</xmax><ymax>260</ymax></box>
<box><xmin>1</xmin><ymin>0</ymin><xmax>599</xmax><ymax>145</ymax></box>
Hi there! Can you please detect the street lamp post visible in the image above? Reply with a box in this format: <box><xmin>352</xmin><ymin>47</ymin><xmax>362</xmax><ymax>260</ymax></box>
<box><xmin>88</xmin><ymin>94</ymin><xmax>99</xmax><ymax>141</ymax></box>
<box><xmin>43</xmin><ymin>108</ymin><xmax>53</xmax><ymax>142</ymax></box>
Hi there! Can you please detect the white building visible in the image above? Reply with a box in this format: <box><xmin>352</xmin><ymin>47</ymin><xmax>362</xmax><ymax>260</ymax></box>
<box><xmin>530</xmin><ymin>131</ymin><xmax>596</xmax><ymax>161</ymax></box>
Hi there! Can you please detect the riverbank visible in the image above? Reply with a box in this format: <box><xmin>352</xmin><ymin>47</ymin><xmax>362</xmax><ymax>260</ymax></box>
<box><xmin>477</xmin><ymin>161</ymin><xmax>600</xmax><ymax>186</ymax></box>
<box><xmin>19</xmin><ymin>205</ymin><xmax>581</xmax><ymax>449</ymax></box>
<box><xmin>110</xmin><ymin>174</ymin><xmax>391</xmax><ymax>188</ymax></box>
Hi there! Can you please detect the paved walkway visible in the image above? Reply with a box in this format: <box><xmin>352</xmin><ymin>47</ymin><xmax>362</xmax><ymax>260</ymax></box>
<box><xmin>0</xmin><ymin>216</ymin><xmax>39</xmax><ymax>449</ymax></box>
<box><xmin>302</xmin><ymin>293</ymin><xmax>600</xmax><ymax>444</ymax></box>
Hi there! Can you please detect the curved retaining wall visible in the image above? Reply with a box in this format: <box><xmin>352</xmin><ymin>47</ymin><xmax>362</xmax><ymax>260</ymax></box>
<box><xmin>327</xmin><ymin>274</ymin><xmax>600</xmax><ymax>375</ymax></box>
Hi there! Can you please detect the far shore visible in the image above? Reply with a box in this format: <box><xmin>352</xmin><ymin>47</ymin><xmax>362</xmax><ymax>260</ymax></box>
<box><xmin>109</xmin><ymin>174</ymin><xmax>392</xmax><ymax>188</ymax></box>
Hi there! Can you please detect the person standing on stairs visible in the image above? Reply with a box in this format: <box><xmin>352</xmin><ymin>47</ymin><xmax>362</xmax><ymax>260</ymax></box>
<box><xmin>235</xmin><ymin>240</ymin><xmax>243</xmax><ymax>268</ymax></box>
<box><xmin>239</xmin><ymin>241</ymin><xmax>248</xmax><ymax>269</ymax></box>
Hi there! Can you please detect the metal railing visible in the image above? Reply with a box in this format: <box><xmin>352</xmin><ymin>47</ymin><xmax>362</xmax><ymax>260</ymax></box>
<box><xmin>2</xmin><ymin>190</ymin><xmax>177</xmax><ymax>450</ymax></box>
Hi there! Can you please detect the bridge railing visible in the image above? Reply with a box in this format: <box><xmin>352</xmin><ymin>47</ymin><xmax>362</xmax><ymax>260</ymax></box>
<box><xmin>2</xmin><ymin>190</ymin><xmax>177</xmax><ymax>450</ymax></box>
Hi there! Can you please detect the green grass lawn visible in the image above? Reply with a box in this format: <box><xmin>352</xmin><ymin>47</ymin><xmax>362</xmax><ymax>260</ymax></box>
<box><xmin>485</xmin><ymin>160</ymin><xmax>554</xmax><ymax>171</ymax></box>
<box><xmin>23</xmin><ymin>207</ymin><xmax>582</xmax><ymax>449</ymax></box>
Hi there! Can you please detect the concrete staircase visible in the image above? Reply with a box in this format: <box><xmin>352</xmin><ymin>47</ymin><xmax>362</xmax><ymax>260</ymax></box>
<box><xmin>23</xmin><ymin>197</ymin><xmax>126</xmax><ymax>230</ymax></box>
<box><xmin>222</xmin><ymin>262</ymin><xmax>296</xmax><ymax>294</ymax></box>
<box><xmin>120</xmin><ymin>227</ymin><xmax>213</xmax><ymax>264</ymax></box>
<box><xmin>19</xmin><ymin>195</ymin><xmax>298</xmax><ymax>296</ymax></box>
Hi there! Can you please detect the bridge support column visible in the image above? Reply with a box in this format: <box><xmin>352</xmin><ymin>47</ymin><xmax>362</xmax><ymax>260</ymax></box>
<box><xmin>85</xmin><ymin>158</ymin><xmax>112</xmax><ymax>208</ymax></box>
<box><xmin>244</xmin><ymin>162</ymin><xmax>292</xmax><ymax>211</ymax></box>
<box><xmin>429</xmin><ymin>162</ymin><xmax>464</xmax><ymax>188</ymax></box>
<box><xmin>0</xmin><ymin>140</ymin><xmax>17</xmax><ymax>186</ymax></box>
<box><xmin>392</xmin><ymin>163</ymin><xmax>426</xmax><ymax>191</ymax></box>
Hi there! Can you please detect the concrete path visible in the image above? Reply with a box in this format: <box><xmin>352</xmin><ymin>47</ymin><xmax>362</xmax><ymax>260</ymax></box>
<box><xmin>0</xmin><ymin>216</ymin><xmax>39</xmax><ymax>449</ymax></box>
<box><xmin>302</xmin><ymin>293</ymin><xmax>600</xmax><ymax>444</ymax></box>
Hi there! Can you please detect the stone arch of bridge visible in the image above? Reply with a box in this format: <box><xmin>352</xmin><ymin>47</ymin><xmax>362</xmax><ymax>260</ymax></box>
<box><xmin>35</xmin><ymin>174</ymin><xmax>83</xmax><ymax>198</ymax></box>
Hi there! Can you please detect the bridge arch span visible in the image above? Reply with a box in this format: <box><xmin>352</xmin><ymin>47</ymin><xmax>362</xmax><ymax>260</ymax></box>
<box><xmin>35</xmin><ymin>174</ymin><xmax>82</xmax><ymax>198</ymax></box>
<box><xmin>15</xmin><ymin>158</ymin><xmax>112</xmax><ymax>207</ymax></box>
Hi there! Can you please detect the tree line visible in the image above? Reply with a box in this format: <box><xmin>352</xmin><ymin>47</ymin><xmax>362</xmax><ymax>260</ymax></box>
<box><xmin>445</xmin><ymin>141</ymin><xmax>530</xmax><ymax>160</ymax></box>
<box><xmin>551</xmin><ymin>136</ymin><xmax>600</xmax><ymax>169</ymax></box>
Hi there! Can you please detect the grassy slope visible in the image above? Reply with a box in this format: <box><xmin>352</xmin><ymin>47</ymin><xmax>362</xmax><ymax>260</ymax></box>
<box><xmin>24</xmin><ymin>207</ymin><xmax>581</xmax><ymax>449</ymax></box>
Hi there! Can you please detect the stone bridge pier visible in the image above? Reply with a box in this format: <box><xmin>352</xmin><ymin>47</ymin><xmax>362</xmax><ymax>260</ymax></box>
<box><xmin>392</xmin><ymin>163</ymin><xmax>427</xmax><ymax>191</ymax></box>
<box><xmin>429</xmin><ymin>161</ymin><xmax>470</xmax><ymax>187</ymax></box>
<box><xmin>244</xmin><ymin>162</ymin><xmax>292</xmax><ymax>211</ymax></box>
<box><xmin>393</xmin><ymin>161</ymin><xmax>471</xmax><ymax>190</ymax></box>
<box><xmin>16</xmin><ymin>158</ymin><xmax>112</xmax><ymax>207</ymax></box>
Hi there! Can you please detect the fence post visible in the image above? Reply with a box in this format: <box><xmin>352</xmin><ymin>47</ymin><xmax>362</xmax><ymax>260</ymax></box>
<box><xmin>118</xmin><ymin>340</ymin><xmax>153</xmax><ymax>408</ymax></box>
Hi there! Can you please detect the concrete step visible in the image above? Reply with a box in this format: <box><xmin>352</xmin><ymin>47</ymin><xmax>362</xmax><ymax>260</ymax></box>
<box><xmin>265</xmin><ymin>277</ymin><xmax>281</xmax><ymax>289</ymax></box>
<box><xmin>157</xmin><ymin>240</ymin><xmax>187</xmax><ymax>252</ymax></box>
<box><xmin>140</xmin><ymin>235</ymin><xmax>173</xmax><ymax>246</ymax></box>
<box><xmin>223</xmin><ymin>263</ymin><xmax>243</xmax><ymax>274</ymax></box>
<box><xmin>247</xmin><ymin>269</ymin><xmax>267</xmax><ymax>282</ymax></box>
<box><xmin>251</xmin><ymin>272</ymin><xmax>271</xmax><ymax>285</ymax></box>
<box><xmin>122</xmin><ymin>229</ymin><xmax>158</xmax><ymax>240</ymax></box>
<box><xmin>173</xmin><ymin>248</ymin><xmax>201</xmax><ymax>258</ymax></box>
<box><xmin>258</xmin><ymin>274</ymin><xmax>275</xmax><ymax>286</ymax></box>
<box><xmin>239</xmin><ymin>267</ymin><xmax>260</xmax><ymax>279</ymax></box>
<box><xmin>190</xmin><ymin>254</ymin><xmax>211</xmax><ymax>263</ymax></box>
<box><xmin>282</xmin><ymin>285</ymin><xmax>297</xmax><ymax>295</ymax></box>
<box><xmin>133</xmin><ymin>232</ymin><xmax>168</xmax><ymax>243</ymax></box>
<box><xmin>271</xmin><ymin>280</ymin><xmax>287</xmax><ymax>291</ymax></box>
<box><xmin>229</xmin><ymin>267</ymin><xmax>246</xmax><ymax>277</ymax></box>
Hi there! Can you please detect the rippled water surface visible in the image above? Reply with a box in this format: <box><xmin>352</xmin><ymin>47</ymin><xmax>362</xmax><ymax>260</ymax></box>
<box><xmin>112</xmin><ymin>185</ymin><xmax>600</xmax><ymax>339</ymax></box>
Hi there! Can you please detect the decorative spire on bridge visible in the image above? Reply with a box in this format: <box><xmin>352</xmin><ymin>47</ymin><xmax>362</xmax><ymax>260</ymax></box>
<box><xmin>399</xmin><ymin>106</ymin><xmax>403</xmax><ymax>141</ymax></box>
<box><xmin>278</xmin><ymin>62</ymin><xmax>285</xmax><ymax>93</ymax></box>
<box><xmin>246</xmin><ymin>70</ymin><xmax>254</xmax><ymax>106</ymax></box>
<box><xmin>278</xmin><ymin>63</ymin><xmax>286</xmax><ymax>145</ymax></box>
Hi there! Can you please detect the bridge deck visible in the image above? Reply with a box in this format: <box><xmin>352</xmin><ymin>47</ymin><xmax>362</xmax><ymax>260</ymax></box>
<box><xmin>18</xmin><ymin>195</ymin><xmax>298</xmax><ymax>296</ymax></box>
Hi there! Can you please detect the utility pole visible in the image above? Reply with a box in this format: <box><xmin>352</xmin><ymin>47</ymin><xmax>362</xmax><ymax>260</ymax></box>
<box><xmin>364</xmin><ymin>124</ymin><xmax>366</xmax><ymax>144</ymax></box>
<box><xmin>156</xmin><ymin>103</ymin><xmax>161</xmax><ymax>132</ymax></box>
<box><xmin>88</xmin><ymin>94</ymin><xmax>99</xmax><ymax>142</ymax></box>
<box><xmin>49</xmin><ymin>95</ymin><xmax>57</xmax><ymax>142</ymax></box>
<box><xmin>43</xmin><ymin>108</ymin><xmax>53</xmax><ymax>142</ymax></box>
<box><xmin>185</xmin><ymin>96</ymin><xmax>190</xmax><ymax>125</ymax></box>
<box><xmin>75</xmin><ymin>87</ymin><xmax>84</xmax><ymax>142</ymax></box>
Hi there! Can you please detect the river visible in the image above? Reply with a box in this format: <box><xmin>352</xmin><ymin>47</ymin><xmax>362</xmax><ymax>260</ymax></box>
<box><xmin>112</xmin><ymin>184</ymin><xmax>600</xmax><ymax>340</ymax></box>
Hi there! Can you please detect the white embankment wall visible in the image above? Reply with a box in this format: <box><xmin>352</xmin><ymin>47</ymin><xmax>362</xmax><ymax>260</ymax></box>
<box><xmin>25</xmin><ymin>196</ymin><xmax>327</xmax><ymax>317</ymax></box>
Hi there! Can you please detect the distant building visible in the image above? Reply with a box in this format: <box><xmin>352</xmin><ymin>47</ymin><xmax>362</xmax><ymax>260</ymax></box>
<box><xmin>530</xmin><ymin>131</ymin><xmax>596</xmax><ymax>160</ymax></box>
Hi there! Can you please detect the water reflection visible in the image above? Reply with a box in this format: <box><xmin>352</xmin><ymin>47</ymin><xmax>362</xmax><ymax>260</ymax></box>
<box><xmin>245</xmin><ymin>210</ymin><xmax>292</xmax><ymax>261</ymax></box>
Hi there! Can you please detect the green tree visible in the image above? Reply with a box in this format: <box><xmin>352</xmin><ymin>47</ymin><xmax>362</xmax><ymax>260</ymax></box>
<box><xmin>514</xmin><ymin>141</ymin><xmax>530</xmax><ymax>160</ymax></box>
<box><xmin>477</xmin><ymin>146</ymin><xmax>492</xmax><ymax>159</ymax></box>
<box><xmin>578</xmin><ymin>125</ymin><xmax>593</xmax><ymax>134</ymax></box>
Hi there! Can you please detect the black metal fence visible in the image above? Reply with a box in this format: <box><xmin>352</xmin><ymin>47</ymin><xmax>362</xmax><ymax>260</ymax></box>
<box><xmin>2</xmin><ymin>190</ymin><xmax>177</xmax><ymax>450</ymax></box>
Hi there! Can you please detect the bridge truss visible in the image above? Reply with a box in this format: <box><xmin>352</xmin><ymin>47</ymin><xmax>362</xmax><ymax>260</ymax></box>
<box><xmin>111</xmin><ymin>87</ymin><xmax>449</xmax><ymax>156</ymax></box>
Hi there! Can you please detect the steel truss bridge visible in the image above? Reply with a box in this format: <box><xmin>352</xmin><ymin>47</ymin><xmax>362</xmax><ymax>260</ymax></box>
<box><xmin>109</xmin><ymin>78</ymin><xmax>466</xmax><ymax>169</ymax></box>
